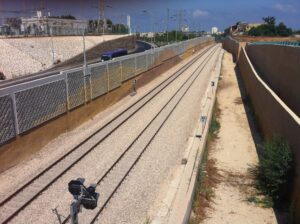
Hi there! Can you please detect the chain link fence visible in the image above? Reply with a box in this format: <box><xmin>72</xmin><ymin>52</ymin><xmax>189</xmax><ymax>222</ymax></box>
<box><xmin>0</xmin><ymin>36</ymin><xmax>214</xmax><ymax>145</ymax></box>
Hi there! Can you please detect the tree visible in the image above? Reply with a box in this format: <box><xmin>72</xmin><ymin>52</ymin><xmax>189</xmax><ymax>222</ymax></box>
<box><xmin>50</xmin><ymin>15</ymin><xmax>76</xmax><ymax>20</ymax></box>
<box><xmin>114</xmin><ymin>24</ymin><xmax>128</xmax><ymax>34</ymax></box>
<box><xmin>248</xmin><ymin>27</ymin><xmax>261</xmax><ymax>36</ymax></box>
<box><xmin>106</xmin><ymin>19</ymin><xmax>113</xmax><ymax>26</ymax></box>
<box><xmin>247</xmin><ymin>16</ymin><xmax>293</xmax><ymax>37</ymax></box>
<box><xmin>263</xmin><ymin>16</ymin><xmax>276</xmax><ymax>26</ymax></box>
<box><xmin>5</xmin><ymin>17</ymin><xmax>21</xmax><ymax>29</ymax></box>
<box><xmin>277</xmin><ymin>22</ymin><xmax>292</xmax><ymax>37</ymax></box>
<box><xmin>60</xmin><ymin>14</ymin><xmax>76</xmax><ymax>20</ymax></box>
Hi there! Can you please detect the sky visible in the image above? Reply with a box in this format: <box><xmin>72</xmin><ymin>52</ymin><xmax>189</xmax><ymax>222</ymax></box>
<box><xmin>1</xmin><ymin>0</ymin><xmax>300</xmax><ymax>31</ymax></box>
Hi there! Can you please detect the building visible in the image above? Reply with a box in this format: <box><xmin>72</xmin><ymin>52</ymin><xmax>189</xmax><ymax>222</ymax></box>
<box><xmin>21</xmin><ymin>11</ymin><xmax>88</xmax><ymax>36</ymax></box>
<box><xmin>238</xmin><ymin>22</ymin><xmax>262</xmax><ymax>32</ymax></box>
<box><xmin>181</xmin><ymin>25</ymin><xmax>190</xmax><ymax>33</ymax></box>
<box><xmin>211</xmin><ymin>27</ymin><xmax>218</xmax><ymax>34</ymax></box>
<box><xmin>140</xmin><ymin>32</ymin><xmax>155</xmax><ymax>38</ymax></box>
<box><xmin>225</xmin><ymin>22</ymin><xmax>263</xmax><ymax>35</ymax></box>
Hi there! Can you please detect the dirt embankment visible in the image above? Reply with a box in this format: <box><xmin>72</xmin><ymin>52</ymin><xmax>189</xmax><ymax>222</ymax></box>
<box><xmin>0</xmin><ymin>35</ymin><xmax>126</xmax><ymax>79</ymax></box>
<box><xmin>47</xmin><ymin>35</ymin><xmax>136</xmax><ymax>72</ymax></box>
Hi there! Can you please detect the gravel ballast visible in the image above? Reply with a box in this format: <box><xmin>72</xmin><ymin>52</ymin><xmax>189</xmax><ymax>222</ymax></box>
<box><xmin>0</xmin><ymin>45</ymin><xmax>221</xmax><ymax>224</ymax></box>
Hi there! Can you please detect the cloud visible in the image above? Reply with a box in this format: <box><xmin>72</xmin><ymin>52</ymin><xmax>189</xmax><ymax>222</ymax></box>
<box><xmin>273</xmin><ymin>3</ymin><xmax>297</xmax><ymax>13</ymax></box>
<box><xmin>193</xmin><ymin>9</ymin><xmax>209</xmax><ymax>18</ymax></box>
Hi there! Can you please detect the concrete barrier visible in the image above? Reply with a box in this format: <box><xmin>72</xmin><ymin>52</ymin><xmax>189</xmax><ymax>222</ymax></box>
<box><xmin>246</xmin><ymin>44</ymin><xmax>300</xmax><ymax>116</ymax></box>
<box><xmin>238</xmin><ymin>47</ymin><xmax>300</xmax><ymax>223</ymax></box>
<box><xmin>222</xmin><ymin>37</ymin><xmax>241</xmax><ymax>61</ymax></box>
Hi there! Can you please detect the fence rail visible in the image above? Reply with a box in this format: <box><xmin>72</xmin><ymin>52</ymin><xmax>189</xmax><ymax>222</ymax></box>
<box><xmin>249</xmin><ymin>41</ymin><xmax>300</xmax><ymax>47</ymax></box>
<box><xmin>0</xmin><ymin>36</ymin><xmax>214</xmax><ymax>145</ymax></box>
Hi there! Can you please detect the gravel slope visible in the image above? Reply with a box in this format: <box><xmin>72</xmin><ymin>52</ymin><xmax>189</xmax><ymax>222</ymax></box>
<box><xmin>0</xmin><ymin>35</ymin><xmax>123</xmax><ymax>79</ymax></box>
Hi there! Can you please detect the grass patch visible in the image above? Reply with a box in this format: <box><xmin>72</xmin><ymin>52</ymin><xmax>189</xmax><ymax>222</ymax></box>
<box><xmin>143</xmin><ymin>217</ymin><xmax>151</xmax><ymax>224</ymax></box>
<box><xmin>256</xmin><ymin>137</ymin><xmax>294</xmax><ymax>208</ymax></box>
<box><xmin>247</xmin><ymin>195</ymin><xmax>274</xmax><ymax>208</ymax></box>
<box><xmin>240</xmin><ymin>90</ymin><xmax>293</xmax><ymax>221</ymax></box>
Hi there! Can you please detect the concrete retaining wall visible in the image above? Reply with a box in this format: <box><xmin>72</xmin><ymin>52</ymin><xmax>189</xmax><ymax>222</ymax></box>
<box><xmin>246</xmin><ymin>44</ymin><xmax>300</xmax><ymax>116</ymax></box>
<box><xmin>238</xmin><ymin>47</ymin><xmax>300</xmax><ymax>223</ymax></box>
<box><xmin>222</xmin><ymin>37</ymin><xmax>240</xmax><ymax>61</ymax></box>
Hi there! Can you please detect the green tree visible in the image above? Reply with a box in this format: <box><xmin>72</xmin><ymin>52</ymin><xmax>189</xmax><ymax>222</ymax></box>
<box><xmin>277</xmin><ymin>22</ymin><xmax>292</xmax><ymax>37</ymax></box>
<box><xmin>247</xmin><ymin>16</ymin><xmax>293</xmax><ymax>37</ymax></box>
<box><xmin>60</xmin><ymin>14</ymin><xmax>76</xmax><ymax>20</ymax></box>
<box><xmin>263</xmin><ymin>16</ymin><xmax>276</xmax><ymax>26</ymax></box>
<box><xmin>5</xmin><ymin>17</ymin><xmax>21</xmax><ymax>29</ymax></box>
<box><xmin>106</xmin><ymin>19</ymin><xmax>113</xmax><ymax>26</ymax></box>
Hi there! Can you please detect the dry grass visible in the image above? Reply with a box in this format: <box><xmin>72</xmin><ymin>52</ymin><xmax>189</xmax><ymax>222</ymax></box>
<box><xmin>190</xmin><ymin>102</ymin><xmax>222</xmax><ymax>223</ymax></box>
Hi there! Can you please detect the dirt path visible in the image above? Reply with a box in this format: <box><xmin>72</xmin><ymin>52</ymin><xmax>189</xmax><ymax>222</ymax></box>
<box><xmin>202</xmin><ymin>51</ymin><xmax>277</xmax><ymax>224</ymax></box>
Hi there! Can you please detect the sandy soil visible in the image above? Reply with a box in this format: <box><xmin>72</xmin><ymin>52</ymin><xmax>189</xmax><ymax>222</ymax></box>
<box><xmin>202</xmin><ymin>51</ymin><xmax>277</xmax><ymax>224</ymax></box>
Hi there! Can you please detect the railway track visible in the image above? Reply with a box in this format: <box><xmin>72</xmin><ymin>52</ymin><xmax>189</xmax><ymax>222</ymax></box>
<box><xmin>73</xmin><ymin>45</ymin><xmax>220</xmax><ymax>224</ymax></box>
<box><xmin>0</xmin><ymin>44</ymin><xmax>217</xmax><ymax>223</ymax></box>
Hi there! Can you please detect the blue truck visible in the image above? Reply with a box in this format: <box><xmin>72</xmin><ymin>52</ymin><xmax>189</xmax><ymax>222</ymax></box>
<box><xmin>101</xmin><ymin>48</ymin><xmax>128</xmax><ymax>61</ymax></box>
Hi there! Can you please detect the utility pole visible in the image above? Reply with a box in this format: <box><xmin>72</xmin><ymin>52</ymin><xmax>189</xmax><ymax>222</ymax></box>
<box><xmin>97</xmin><ymin>0</ymin><xmax>101</xmax><ymax>33</ymax></box>
<box><xmin>178</xmin><ymin>9</ymin><xmax>183</xmax><ymax>41</ymax></box>
<box><xmin>166</xmin><ymin>8</ymin><xmax>169</xmax><ymax>44</ymax></box>
<box><xmin>175</xmin><ymin>12</ymin><xmax>178</xmax><ymax>42</ymax></box>
<box><xmin>82</xmin><ymin>31</ymin><xmax>87</xmax><ymax>73</ymax></box>
<box><xmin>100</xmin><ymin>0</ymin><xmax>107</xmax><ymax>38</ymax></box>
<box><xmin>51</xmin><ymin>27</ymin><xmax>55</xmax><ymax>64</ymax></box>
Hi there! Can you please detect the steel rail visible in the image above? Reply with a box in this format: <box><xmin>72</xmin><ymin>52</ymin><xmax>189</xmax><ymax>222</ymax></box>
<box><xmin>0</xmin><ymin>45</ymin><xmax>216</xmax><ymax>224</ymax></box>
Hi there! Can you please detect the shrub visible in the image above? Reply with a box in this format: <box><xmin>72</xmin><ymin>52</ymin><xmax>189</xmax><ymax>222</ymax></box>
<box><xmin>0</xmin><ymin>71</ymin><xmax>6</xmax><ymax>80</ymax></box>
<box><xmin>54</xmin><ymin>59</ymin><xmax>61</xmax><ymax>65</ymax></box>
<box><xmin>209</xmin><ymin>118</ymin><xmax>220</xmax><ymax>138</ymax></box>
<box><xmin>258</xmin><ymin>137</ymin><xmax>293</xmax><ymax>206</ymax></box>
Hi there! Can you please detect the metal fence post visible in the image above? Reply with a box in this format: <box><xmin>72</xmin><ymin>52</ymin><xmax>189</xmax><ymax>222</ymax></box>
<box><xmin>64</xmin><ymin>72</ymin><xmax>70</xmax><ymax>111</ymax></box>
<box><xmin>145</xmin><ymin>52</ymin><xmax>148</xmax><ymax>70</ymax></box>
<box><xmin>10</xmin><ymin>93</ymin><xmax>20</xmax><ymax>135</ymax></box>
<box><xmin>106</xmin><ymin>63</ymin><xmax>110</xmax><ymax>91</ymax></box>
<box><xmin>89</xmin><ymin>67</ymin><xmax>92</xmax><ymax>100</ymax></box>
<box><xmin>120</xmin><ymin>60</ymin><xmax>123</xmax><ymax>82</ymax></box>
<box><xmin>83</xmin><ymin>71</ymin><xmax>87</xmax><ymax>104</ymax></box>
<box><xmin>134</xmin><ymin>54</ymin><xmax>137</xmax><ymax>76</ymax></box>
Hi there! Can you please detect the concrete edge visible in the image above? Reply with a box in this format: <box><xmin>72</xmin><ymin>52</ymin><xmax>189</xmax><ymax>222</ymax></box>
<box><xmin>150</xmin><ymin>47</ymin><xmax>224</xmax><ymax>224</ymax></box>
<box><xmin>241</xmin><ymin>47</ymin><xmax>300</xmax><ymax>124</ymax></box>
<box><xmin>181</xmin><ymin>48</ymin><xmax>224</xmax><ymax>224</ymax></box>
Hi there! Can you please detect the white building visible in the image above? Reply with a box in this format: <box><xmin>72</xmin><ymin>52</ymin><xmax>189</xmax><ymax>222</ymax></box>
<box><xmin>21</xmin><ymin>11</ymin><xmax>88</xmax><ymax>36</ymax></box>
<box><xmin>211</xmin><ymin>27</ymin><xmax>218</xmax><ymax>34</ymax></box>
<box><xmin>181</xmin><ymin>25</ymin><xmax>190</xmax><ymax>33</ymax></box>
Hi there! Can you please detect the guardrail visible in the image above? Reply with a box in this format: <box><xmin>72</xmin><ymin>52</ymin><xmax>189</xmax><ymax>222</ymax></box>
<box><xmin>248</xmin><ymin>41</ymin><xmax>300</xmax><ymax>47</ymax></box>
<box><xmin>0</xmin><ymin>36</ymin><xmax>214</xmax><ymax>145</ymax></box>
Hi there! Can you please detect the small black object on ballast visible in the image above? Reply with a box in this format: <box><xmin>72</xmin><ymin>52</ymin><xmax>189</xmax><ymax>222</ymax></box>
<box><xmin>68</xmin><ymin>178</ymin><xmax>99</xmax><ymax>224</ymax></box>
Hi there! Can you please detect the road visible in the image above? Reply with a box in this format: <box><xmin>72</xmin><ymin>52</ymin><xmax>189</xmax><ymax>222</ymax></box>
<box><xmin>0</xmin><ymin>40</ymin><xmax>152</xmax><ymax>89</ymax></box>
